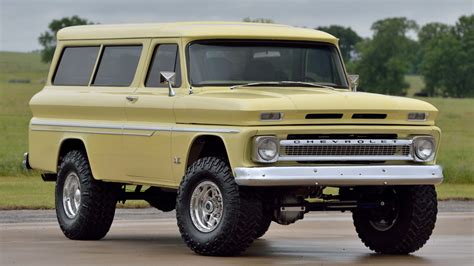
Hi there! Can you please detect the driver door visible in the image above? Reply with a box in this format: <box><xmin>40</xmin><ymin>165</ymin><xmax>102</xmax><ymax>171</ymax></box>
<box><xmin>124</xmin><ymin>39</ymin><xmax>182</xmax><ymax>186</ymax></box>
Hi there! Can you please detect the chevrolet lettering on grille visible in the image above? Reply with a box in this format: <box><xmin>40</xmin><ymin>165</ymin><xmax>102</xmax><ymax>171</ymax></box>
<box><xmin>278</xmin><ymin>139</ymin><xmax>413</xmax><ymax>161</ymax></box>
<box><xmin>290</xmin><ymin>139</ymin><xmax>402</xmax><ymax>145</ymax></box>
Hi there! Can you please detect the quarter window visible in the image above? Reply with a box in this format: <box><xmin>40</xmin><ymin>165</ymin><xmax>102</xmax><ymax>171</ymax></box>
<box><xmin>53</xmin><ymin>46</ymin><xmax>100</xmax><ymax>86</ymax></box>
<box><xmin>93</xmin><ymin>46</ymin><xmax>142</xmax><ymax>86</ymax></box>
<box><xmin>146</xmin><ymin>44</ymin><xmax>181</xmax><ymax>87</ymax></box>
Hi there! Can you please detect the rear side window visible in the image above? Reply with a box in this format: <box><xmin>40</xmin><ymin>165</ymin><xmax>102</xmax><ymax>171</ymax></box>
<box><xmin>53</xmin><ymin>46</ymin><xmax>99</xmax><ymax>85</ymax></box>
<box><xmin>93</xmin><ymin>46</ymin><xmax>142</xmax><ymax>86</ymax></box>
<box><xmin>145</xmin><ymin>44</ymin><xmax>181</xmax><ymax>87</ymax></box>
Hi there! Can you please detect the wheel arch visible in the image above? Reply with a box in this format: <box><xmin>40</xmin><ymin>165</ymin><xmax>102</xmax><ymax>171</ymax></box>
<box><xmin>57</xmin><ymin>138</ymin><xmax>98</xmax><ymax>178</ymax></box>
<box><xmin>185</xmin><ymin>134</ymin><xmax>231</xmax><ymax>169</ymax></box>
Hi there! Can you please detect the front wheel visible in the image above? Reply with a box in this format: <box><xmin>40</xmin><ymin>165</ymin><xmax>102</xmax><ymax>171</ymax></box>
<box><xmin>176</xmin><ymin>157</ymin><xmax>263</xmax><ymax>256</ymax></box>
<box><xmin>352</xmin><ymin>185</ymin><xmax>437</xmax><ymax>254</ymax></box>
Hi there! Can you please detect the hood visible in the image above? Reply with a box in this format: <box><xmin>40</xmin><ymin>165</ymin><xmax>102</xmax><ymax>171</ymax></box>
<box><xmin>174</xmin><ymin>87</ymin><xmax>438</xmax><ymax>126</ymax></box>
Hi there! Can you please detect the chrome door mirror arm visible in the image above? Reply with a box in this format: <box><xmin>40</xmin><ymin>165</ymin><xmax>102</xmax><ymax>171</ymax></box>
<box><xmin>160</xmin><ymin>71</ymin><xmax>176</xmax><ymax>97</ymax></box>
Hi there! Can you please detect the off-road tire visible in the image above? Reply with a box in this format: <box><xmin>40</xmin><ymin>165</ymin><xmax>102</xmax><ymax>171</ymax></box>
<box><xmin>176</xmin><ymin>157</ymin><xmax>263</xmax><ymax>256</ymax></box>
<box><xmin>353</xmin><ymin>185</ymin><xmax>437</xmax><ymax>254</ymax></box>
<box><xmin>55</xmin><ymin>150</ymin><xmax>118</xmax><ymax>240</ymax></box>
<box><xmin>255</xmin><ymin>208</ymin><xmax>272</xmax><ymax>239</ymax></box>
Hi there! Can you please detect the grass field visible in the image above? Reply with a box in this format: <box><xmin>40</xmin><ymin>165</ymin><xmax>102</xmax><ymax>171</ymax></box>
<box><xmin>0</xmin><ymin>51</ymin><xmax>472</xmax><ymax>208</ymax></box>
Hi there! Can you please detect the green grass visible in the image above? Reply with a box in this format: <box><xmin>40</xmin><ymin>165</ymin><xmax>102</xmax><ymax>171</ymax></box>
<box><xmin>405</xmin><ymin>75</ymin><xmax>424</xmax><ymax>97</ymax></box>
<box><xmin>0</xmin><ymin>52</ymin><xmax>472</xmax><ymax>209</ymax></box>
<box><xmin>421</xmin><ymin>98</ymin><xmax>474</xmax><ymax>184</ymax></box>
<box><xmin>0</xmin><ymin>52</ymin><xmax>49</xmax><ymax>176</ymax></box>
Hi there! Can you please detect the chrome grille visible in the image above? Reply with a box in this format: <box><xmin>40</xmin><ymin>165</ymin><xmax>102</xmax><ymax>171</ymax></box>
<box><xmin>278</xmin><ymin>139</ymin><xmax>413</xmax><ymax>161</ymax></box>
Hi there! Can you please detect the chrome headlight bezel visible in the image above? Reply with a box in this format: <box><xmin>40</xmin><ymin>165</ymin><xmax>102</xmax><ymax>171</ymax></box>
<box><xmin>253</xmin><ymin>136</ymin><xmax>279</xmax><ymax>163</ymax></box>
<box><xmin>412</xmin><ymin>136</ymin><xmax>436</xmax><ymax>162</ymax></box>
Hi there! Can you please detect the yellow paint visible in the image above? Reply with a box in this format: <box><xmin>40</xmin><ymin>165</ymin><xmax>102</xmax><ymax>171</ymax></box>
<box><xmin>28</xmin><ymin>22</ymin><xmax>441</xmax><ymax>189</ymax></box>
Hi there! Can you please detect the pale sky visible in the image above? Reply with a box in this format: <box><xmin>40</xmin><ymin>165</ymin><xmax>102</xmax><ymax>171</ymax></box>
<box><xmin>0</xmin><ymin>0</ymin><xmax>473</xmax><ymax>52</ymax></box>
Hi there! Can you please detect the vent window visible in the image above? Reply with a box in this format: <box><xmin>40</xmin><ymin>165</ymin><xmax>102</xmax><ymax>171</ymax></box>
<box><xmin>146</xmin><ymin>44</ymin><xmax>181</xmax><ymax>87</ymax></box>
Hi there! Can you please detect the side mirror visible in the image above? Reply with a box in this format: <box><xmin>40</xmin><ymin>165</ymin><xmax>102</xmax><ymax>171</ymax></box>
<box><xmin>348</xmin><ymin>74</ymin><xmax>359</xmax><ymax>92</ymax></box>
<box><xmin>160</xmin><ymin>71</ymin><xmax>176</xmax><ymax>97</ymax></box>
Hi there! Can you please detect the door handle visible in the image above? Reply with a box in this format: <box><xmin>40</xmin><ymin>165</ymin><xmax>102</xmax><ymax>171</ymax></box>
<box><xmin>126</xmin><ymin>96</ymin><xmax>138</xmax><ymax>102</ymax></box>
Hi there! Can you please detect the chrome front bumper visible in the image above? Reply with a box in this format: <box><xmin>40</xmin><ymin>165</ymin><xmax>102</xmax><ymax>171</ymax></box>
<box><xmin>234</xmin><ymin>165</ymin><xmax>443</xmax><ymax>186</ymax></box>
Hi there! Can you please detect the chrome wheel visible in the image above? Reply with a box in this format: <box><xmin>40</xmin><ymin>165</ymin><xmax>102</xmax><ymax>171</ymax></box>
<box><xmin>62</xmin><ymin>172</ymin><xmax>81</xmax><ymax>219</ymax></box>
<box><xmin>189</xmin><ymin>181</ymin><xmax>224</xmax><ymax>233</ymax></box>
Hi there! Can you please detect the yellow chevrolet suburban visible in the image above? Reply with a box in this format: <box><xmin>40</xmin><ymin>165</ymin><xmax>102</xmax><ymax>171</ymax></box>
<box><xmin>25</xmin><ymin>22</ymin><xmax>443</xmax><ymax>256</ymax></box>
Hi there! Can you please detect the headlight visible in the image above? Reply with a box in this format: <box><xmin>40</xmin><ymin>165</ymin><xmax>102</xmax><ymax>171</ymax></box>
<box><xmin>413</xmin><ymin>136</ymin><xmax>436</xmax><ymax>162</ymax></box>
<box><xmin>253</xmin><ymin>136</ymin><xmax>279</xmax><ymax>163</ymax></box>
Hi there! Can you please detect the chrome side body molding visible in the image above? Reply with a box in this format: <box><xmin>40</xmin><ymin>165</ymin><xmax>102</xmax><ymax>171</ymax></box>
<box><xmin>30</xmin><ymin>118</ymin><xmax>240</xmax><ymax>135</ymax></box>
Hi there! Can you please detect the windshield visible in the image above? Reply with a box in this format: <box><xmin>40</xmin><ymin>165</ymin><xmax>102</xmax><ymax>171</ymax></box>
<box><xmin>187</xmin><ymin>41</ymin><xmax>348</xmax><ymax>88</ymax></box>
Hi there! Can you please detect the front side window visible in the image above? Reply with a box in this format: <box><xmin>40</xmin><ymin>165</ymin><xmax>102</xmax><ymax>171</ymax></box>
<box><xmin>146</xmin><ymin>44</ymin><xmax>181</xmax><ymax>87</ymax></box>
<box><xmin>188</xmin><ymin>41</ymin><xmax>348</xmax><ymax>88</ymax></box>
<box><xmin>53</xmin><ymin>46</ymin><xmax>100</xmax><ymax>86</ymax></box>
<box><xmin>93</xmin><ymin>45</ymin><xmax>142</xmax><ymax>86</ymax></box>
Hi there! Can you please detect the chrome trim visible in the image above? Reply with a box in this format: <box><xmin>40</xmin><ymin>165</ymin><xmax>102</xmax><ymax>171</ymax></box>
<box><xmin>407</xmin><ymin>112</ymin><xmax>429</xmax><ymax>122</ymax></box>
<box><xmin>189</xmin><ymin>180</ymin><xmax>223</xmax><ymax>233</ymax></box>
<box><xmin>260</xmin><ymin>112</ymin><xmax>284</xmax><ymax>121</ymax></box>
<box><xmin>278</xmin><ymin>138</ymin><xmax>413</xmax><ymax>162</ymax></box>
<box><xmin>30</xmin><ymin>118</ymin><xmax>240</xmax><ymax>135</ymax></box>
<box><xmin>278</xmin><ymin>155</ymin><xmax>413</xmax><ymax>161</ymax></box>
<box><xmin>31</xmin><ymin>118</ymin><xmax>123</xmax><ymax>130</ymax></box>
<box><xmin>412</xmin><ymin>136</ymin><xmax>436</xmax><ymax>162</ymax></box>
<box><xmin>62</xmin><ymin>172</ymin><xmax>81</xmax><ymax>219</ymax></box>
<box><xmin>22</xmin><ymin>152</ymin><xmax>32</xmax><ymax>170</ymax></box>
<box><xmin>280</xmin><ymin>139</ymin><xmax>412</xmax><ymax>146</ymax></box>
<box><xmin>252</xmin><ymin>136</ymin><xmax>279</xmax><ymax>163</ymax></box>
<box><xmin>234</xmin><ymin>165</ymin><xmax>443</xmax><ymax>186</ymax></box>
<box><xmin>159</xmin><ymin>71</ymin><xmax>176</xmax><ymax>97</ymax></box>
<box><xmin>31</xmin><ymin>128</ymin><xmax>151</xmax><ymax>136</ymax></box>
<box><xmin>126</xmin><ymin>95</ymin><xmax>138</xmax><ymax>102</ymax></box>
<box><xmin>172</xmin><ymin>127</ymin><xmax>240</xmax><ymax>133</ymax></box>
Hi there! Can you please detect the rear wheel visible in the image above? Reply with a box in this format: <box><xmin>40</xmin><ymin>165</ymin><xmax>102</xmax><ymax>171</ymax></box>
<box><xmin>352</xmin><ymin>185</ymin><xmax>437</xmax><ymax>254</ymax></box>
<box><xmin>176</xmin><ymin>157</ymin><xmax>263</xmax><ymax>256</ymax></box>
<box><xmin>56</xmin><ymin>150</ymin><xmax>118</xmax><ymax>240</ymax></box>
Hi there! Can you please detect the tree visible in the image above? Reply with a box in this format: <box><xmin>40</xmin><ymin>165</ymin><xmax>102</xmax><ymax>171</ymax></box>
<box><xmin>354</xmin><ymin>17</ymin><xmax>418</xmax><ymax>95</ymax></box>
<box><xmin>417</xmin><ymin>23</ymin><xmax>453</xmax><ymax>96</ymax></box>
<box><xmin>316</xmin><ymin>25</ymin><xmax>362</xmax><ymax>62</ymax></box>
<box><xmin>419</xmin><ymin>15</ymin><xmax>474</xmax><ymax>97</ymax></box>
<box><xmin>38</xmin><ymin>16</ymin><xmax>94</xmax><ymax>63</ymax></box>
<box><xmin>242</xmin><ymin>17</ymin><xmax>274</xmax><ymax>24</ymax></box>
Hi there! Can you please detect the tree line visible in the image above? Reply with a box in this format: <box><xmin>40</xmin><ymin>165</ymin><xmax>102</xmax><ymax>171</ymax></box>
<box><xmin>39</xmin><ymin>15</ymin><xmax>474</xmax><ymax>98</ymax></box>
<box><xmin>318</xmin><ymin>15</ymin><xmax>474</xmax><ymax>98</ymax></box>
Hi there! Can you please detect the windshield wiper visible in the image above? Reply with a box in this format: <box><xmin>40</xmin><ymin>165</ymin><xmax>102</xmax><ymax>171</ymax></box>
<box><xmin>229</xmin><ymin>81</ymin><xmax>335</xmax><ymax>90</ymax></box>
